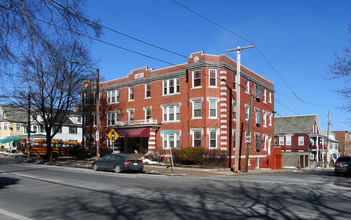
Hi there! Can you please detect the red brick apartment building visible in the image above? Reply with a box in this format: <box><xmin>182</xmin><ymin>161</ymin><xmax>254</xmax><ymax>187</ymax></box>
<box><xmin>82</xmin><ymin>51</ymin><xmax>280</xmax><ymax>169</ymax></box>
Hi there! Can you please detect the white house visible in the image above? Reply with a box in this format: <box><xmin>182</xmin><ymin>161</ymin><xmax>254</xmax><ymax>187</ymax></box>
<box><xmin>323</xmin><ymin>131</ymin><xmax>339</xmax><ymax>166</ymax></box>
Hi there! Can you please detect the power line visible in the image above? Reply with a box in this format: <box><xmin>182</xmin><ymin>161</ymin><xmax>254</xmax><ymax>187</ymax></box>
<box><xmin>171</xmin><ymin>0</ymin><xmax>304</xmax><ymax>102</ymax></box>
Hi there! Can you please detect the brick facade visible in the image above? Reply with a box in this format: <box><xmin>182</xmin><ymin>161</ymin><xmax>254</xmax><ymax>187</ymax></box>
<box><xmin>82</xmin><ymin>51</ymin><xmax>276</xmax><ymax>169</ymax></box>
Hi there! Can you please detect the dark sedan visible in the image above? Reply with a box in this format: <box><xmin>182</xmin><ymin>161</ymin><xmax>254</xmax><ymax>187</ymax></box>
<box><xmin>92</xmin><ymin>154</ymin><xmax>144</xmax><ymax>173</ymax></box>
<box><xmin>335</xmin><ymin>155</ymin><xmax>351</xmax><ymax>176</ymax></box>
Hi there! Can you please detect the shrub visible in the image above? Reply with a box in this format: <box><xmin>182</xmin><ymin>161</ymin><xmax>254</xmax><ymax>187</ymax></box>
<box><xmin>203</xmin><ymin>149</ymin><xmax>227</xmax><ymax>167</ymax></box>
<box><xmin>171</xmin><ymin>148</ymin><xmax>182</xmax><ymax>164</ymax></box>
<box><xmin>181</xmin><ymin>146</ymin><xmax>204</xmax><ymax>165</ymax></box>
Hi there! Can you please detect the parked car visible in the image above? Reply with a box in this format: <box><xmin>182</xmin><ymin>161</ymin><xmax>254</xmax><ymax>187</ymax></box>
<box><xmin>92</xmin><ymin>154</ymin><xmax>144</xmax><ymax>173</ymax></box>
<box><xmin>335</xmin><ymin>155</ymin><xmax>351</xmax><ymax>176</ymax></box>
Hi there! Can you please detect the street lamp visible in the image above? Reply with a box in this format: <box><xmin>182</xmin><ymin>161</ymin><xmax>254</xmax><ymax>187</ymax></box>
<box><xmin>73</xmin><ymin>61</ymin><xmax>101</xmax><ymax>159</ymax></box>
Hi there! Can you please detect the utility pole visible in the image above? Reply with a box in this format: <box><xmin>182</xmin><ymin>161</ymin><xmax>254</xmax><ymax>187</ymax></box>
<box><xmin>325</xmin><ymin>110</ymin><xmax>331</xmax><ymax>168</ymax></box>
<box><xmin>73</xmin><ymin>61</ymin><xmax>101</xmax><ymax>159</ymax></box>
<box><xmin>27</xmin><ymin>91</ymin><xmax>31</xmax><ymax>159</ymax></box>
<box><xmin>227</xmin><ymin>45</ymin><xmax>255</xmax><ymax>173</ymax></box>
<box><xmin>96</xmin><ymin>69</ymin><xmax>101</xmax><ymax>159</ymax></box>
<box><xmin>244</xmin><ymin>88</ymin><xmax>254</xmax><ymax>172</ymax></box>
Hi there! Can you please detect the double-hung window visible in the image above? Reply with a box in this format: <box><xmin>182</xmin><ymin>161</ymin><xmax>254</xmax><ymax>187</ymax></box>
<box><xmin>107</xmin><ymin>90</ymin><xmax>119</xmax><ymax>104</ymax></box>
<box><xmin>255</xmin><ymin>84</ymin><xmax>261</xmax><ymax>100</ymax></box>
<box><xmin>233</xmin><ymin>101</ymin><xmax>237</xmax><ymax>120</ymax></box>
<box><xmin>255</xmin><ymin>134</ymin><xmax>261</xmax><ymax>151</ymax></box>
<box><xmin>208</xmin><ymin>129</ymin><xmax>219</xmax><ymax>149</ymax></box>
<box><xmin>255</xmin><ymin>108</ymin><xmax>261</xmax><ymax>126</ymax></box>
<box><xmin>16</xmin><ymin>123</ymin><xmax>21</xmax><ymax>131</ymax></box>
<box><xmin>145</xmin><ymin>83</ymin><xmax>151</xmax><ymax>98</ymax></box>
<box><xmin>298</xmin><ymin>136</ymin><xmax>304</xmax><ymax>146</ymax></box>
<box><xmin>162</xmin><ymin>104</ymin><xmax>180</xmax><ymax>122</ymax></box>
<box><xmin>107</xmin><ymin>111</ymin><xmax>119</xmax><ymax>126</ymax></box>
<box><xmin>163</xmin><ymin>131</ymin><xmax>181</xmax><ymax>148</ymax></box>
<box><xmin>245</xmin><ymin>79</ymin><xmax>250</xmax><ymax>93</ymax></box>
<box><xmin>279</xmin><ymin>137</ymin><xmax>284</xmax><ymax>145</ymax></box>
<box><xmin>69</xmin><ymin>126</ymin><xmax>78</xmax><ymax>134</ymax></box>
<box><xmin>286</xmin><ymin>136</ymin><xmax>292</xmax><ymax>146</ymax></box>
<box><xmin>143</xmin><ymin>107</ymin><xmax>151</xmax><ymax>120</ymax></box>
<box><xmin>83</xmin><ymin>92</ymin><xmax>89</xmax><ymax>105</ymax></box>
<box><xmin>263</xmin><ymin>89</ymin><xmax>267</xmax><ymax>103</ymax></box>
<box><xmin>3</xmin><ymin>122</ymin><xmax>8</xmax><ymax>130</ymax></box>
<box><xmin>263</xmin><ymin>111</ymin><xmax>267</xmax><ymax>127</ymax></box>
<box><xmin>268</xmin><ymin>92</ymin><xmax>272</xmax><ymax>103</ymax></box>
<box><xmin>208</xmin><ymin>99</ymin><xmax>217</xmax><ymax>118</ymax></box>
<box><xmin>127</xmin><ymin>109</ymin><xmax>134</xmax><ymax>121</ymax></box>
<box><xmin>163</xmin><ymin>78</ymin><xmax>180</xmax><ymax>95</ymax></box>
<box><xmin>129</xmin><ymin>87</ymin><xmax>134</xmax><ymax>101</ymax></box>
<box><xmin>191</xmin><ymin>98</ymin><xmax>202</xmax><ymax>119</ymax></box>
<box><xmin>191</xmin><ymin>129</ymin><xmax>202</xmax><ymax>147</ymax></box>
<box><xmin>245</xmin><ymin>105</ymin><xmax>250</xmax><ymax>121</ymax></box>
<box><xmin>209</xmin><ymin>69</ymin><xmax>217</xmax><ymax>87</ymax></box>
<box><xmin>193</xmin><ymin>70</ymin><xmax>201</xmax><ymax>88</ymax></box>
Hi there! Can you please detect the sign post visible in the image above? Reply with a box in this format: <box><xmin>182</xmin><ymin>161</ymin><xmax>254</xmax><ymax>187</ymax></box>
<box><xmin>162</xmin><ymin>130</ymin><xmax>174</xmax><ymax>172</ymax></box>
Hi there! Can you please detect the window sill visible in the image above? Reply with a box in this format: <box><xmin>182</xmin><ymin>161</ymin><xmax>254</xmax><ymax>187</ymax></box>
<box><xmin>191</xmin><ymin>86</ymin><xmax>202</xmax><ymax>90</ymax></box>
<box><xmin>162</xmin><ymin>120</ymin><xmax>181</xmax><ymax>123</ymax></box>
<box><xmin>144</xmin><ymin>97</ymin><xmax>151</xmax><ymax>100</ymax></box>
<box><xmin>161</xmin><ymin>93</ymin><xmax>180</xmax><ymax>97</ymax></box>
<box><xmin>208</xmin><ymin>86</ymin><xmax>218</xmax><ymax>89</ymax></box>
<box><xmin>191</xmin><ymin>117</ymin><xmax>203</xmax><ymax>120</ymax></box>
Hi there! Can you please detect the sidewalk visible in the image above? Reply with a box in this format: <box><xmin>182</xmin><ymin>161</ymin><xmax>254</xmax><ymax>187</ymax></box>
<box><xmin>143</xmin><ymin>164</ymin><xmax>297</xmax><ymax>177</ymax></box>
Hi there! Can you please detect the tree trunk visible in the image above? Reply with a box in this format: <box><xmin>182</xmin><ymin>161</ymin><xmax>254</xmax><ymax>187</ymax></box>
<box><xmin>46</xmin><ymin>134</ymin><xmax>53</xmax><ymax>165</ymax></box>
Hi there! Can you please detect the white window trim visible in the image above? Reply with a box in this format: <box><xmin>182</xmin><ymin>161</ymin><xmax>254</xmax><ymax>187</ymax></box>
<box><xmin>162</xmin><ymin>78</ymin><xmax>180</xmax><ymax>96</ymax></box>
<box><xmin>83</xmin><ymin>92</ymin><xmax>89</xmax><ymax>106</ymax></box>
<box><xmin>143</xmin><ymin>106</ymin><xmax>152</xmax><ymax>120</ymax></box>
<box><xmin>262</xmin><ymin>111</ymin><xmax>267</xmax><ymax>128</ymax></box>
<box><xmin>161</xmin><ymin>103</ymin><xmax>181</xmax><ymax>123</ymax></box>
<box><xmin>190</xmin><ymin>97</ymin><xmax>204</xmax><ymax>119</ymax></box>
<box><xmin>298</xmin><ymin>136</ymin><xmax>304</xmax><ymax>146</ymax></box>
<box><xmin>286</xmin><ymin>135</ymin><xmax>292</xmax><ymax>146</ymax></box>
<box><xmin>190</xmin><ymin>128</ymin><xmax>203</xmax><ymax>147</ymax></box>
<box><xmin>268</xmin><ymin>92</ymin><xmax>272</xmax><ymax>103</ymax></box>
<box><xmin>263</xmin><ymin>89</ymin><xmax>267</xmax><ymax>103</ymax></box>
<box><xmin>233</xmin><ymin>100</ymin><xmax>237</xmax><ymax>121</ymax></box>
<box><xmin>245</xmin><ymin>79</ymin><xmax>250</xmax><ymax>94</ymax></box>
<box><xmin>128</xmin><ymin>87</ymin><xmax>134</xmax><ymax>102</ymax></box>
<box><xmin>127</xmin><ymin>108</ymin><xmax>135</xmax><ymax>121</ymax></box>
<box><xmin>162</xmin><ymin>130</ymin><xmax>181</xmax><ymax>149</ymax></box>
<box><xmin>208</xmin><ymin>69</ymin><xmax>218</xmax><ymax>88</ymax></box>
<box><xmin>279</xmin><ymin>136</ymin><xmax>284</xmax><ymax>146</ymax></box>
<box><xmin>145</xmin><ymin>83</ymin><xmax>151</xmax><ymax>99</ymax></box>
<box><xmin>207</xmin><ymin>128</ymin><xmax>220</xmax><ymax>149</ymax></box>
<box><xmin>268</xmin><ymin>113</ymin><xmax>273</xmax><ymax>126</ymax></box>
<box><xmin>255</xmin><ymin>107</ymin><xmax>261</xmax><ymax>125</ymax></box>
<box><xmin>107</xmin><ymin>90</ymin><xmax>119</xmax><ymax>104</ymax></box>
<box><xmin>207</xmin><ymin>97</ymin><xmax>219</xmax><ymax>119</ymax></box>
<box><xmin>192</xmin><ymin>70</ymin><xmax>202</xmax><ymax>89</ymax></box>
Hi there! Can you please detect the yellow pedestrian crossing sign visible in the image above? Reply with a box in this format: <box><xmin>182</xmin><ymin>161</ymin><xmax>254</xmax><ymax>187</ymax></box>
<box><xmin>107</xmin><ymin>129</ymin><xmax>119</xmax><ymax>143</ymax></box>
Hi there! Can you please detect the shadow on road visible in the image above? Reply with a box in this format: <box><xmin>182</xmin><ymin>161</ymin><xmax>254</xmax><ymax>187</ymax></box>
<box><xmin>0</xmin><ymin>177</ymin><xmax>19</xmax><ymax>190</ymax></box>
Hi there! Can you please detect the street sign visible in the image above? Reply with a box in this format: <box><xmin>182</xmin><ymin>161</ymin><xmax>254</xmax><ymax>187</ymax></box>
<box><xmin>162</xmin><ymin>130</ymin><xmax>173</xmax><ymax>134</ymax></box>
<box><xmin>107</xmin><ymin>128</ymin><xmax>119</xmax><ymax>143</ymax></box>
<box><xmin>245</xmin><ymin>135</ymin><xmax>251</xmax><ymax>143</ymax></box>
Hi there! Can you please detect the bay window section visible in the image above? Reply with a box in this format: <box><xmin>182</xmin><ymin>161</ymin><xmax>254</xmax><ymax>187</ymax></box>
<box><xmin>209</xmin><ymin>69</ymin><xmax>217</xmax><ymax>87</ymax></box>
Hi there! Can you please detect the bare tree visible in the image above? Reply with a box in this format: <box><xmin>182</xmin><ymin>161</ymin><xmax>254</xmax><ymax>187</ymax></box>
<box><xmin>0</xmin><ymin>0</ymin><xmax>101</xmax><ymax>77</ymax></box>
<box><xmin>330</xmin><ymin>24</ymin><xmax>351</xmax><ymax>111</ymax></box>
<box><xmin>5</xmin><ymin>39</ymin><xmax>94</xmax><ymax>163</ymax></box>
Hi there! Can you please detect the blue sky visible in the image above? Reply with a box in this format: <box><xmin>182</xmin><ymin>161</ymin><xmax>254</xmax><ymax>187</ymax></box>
<box><xmin>84</xmin><ymin>0</ymin><xmax>351</xmax><ymax>132</ymax></box>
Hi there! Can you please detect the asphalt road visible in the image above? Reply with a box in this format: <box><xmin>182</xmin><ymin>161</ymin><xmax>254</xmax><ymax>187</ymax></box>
<box><xmin>0</xmin><ymin>157</ymin><xmax>350</xmax><ymax>220</ymax></box>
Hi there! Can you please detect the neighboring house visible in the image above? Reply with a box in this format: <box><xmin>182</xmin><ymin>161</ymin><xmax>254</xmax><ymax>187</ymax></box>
<box><xmin>0</xmin><ymin>105</ymin><xmax>27</xmax><ymax>152</ymax></box>
<box><xmin>275</xmin><ymin>115</ymin><xmax>327</xmax><ymax>168</ymax></box>
<box><xmin>322</xmin><ymin>131</ymin><xmax>339</xmax><ymax>166</ymax></box>
<box><xmin>332</xmin><ymin>131</ymin><xmax>351</xmax><ymax>156</ymax></box>
<box><xmin>82</xmin><ymin>51</ymin><xmax>281</xmax><ymax>170</ymax></box>
<box><xmin>25</xmin><ymin>109</ymin><xmax>83</xmax><ymax>143</ymax></box>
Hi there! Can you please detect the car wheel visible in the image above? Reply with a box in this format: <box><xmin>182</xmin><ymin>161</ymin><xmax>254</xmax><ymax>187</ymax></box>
<box><xmin>93</xmin><ymin>164</ymin><xmax>99</xmax><ymax>171</ymax></box>
<box><xmin>114</xmin><ymin>165</ymin><xmax>121</xmax><ymax>173</ymax></box>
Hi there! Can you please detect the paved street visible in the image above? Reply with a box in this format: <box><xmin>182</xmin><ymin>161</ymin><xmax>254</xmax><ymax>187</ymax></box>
<box><xmin>0</xmin><ymin>157</ymin><xmax>351</xmax><ymax>220</ymax></box>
